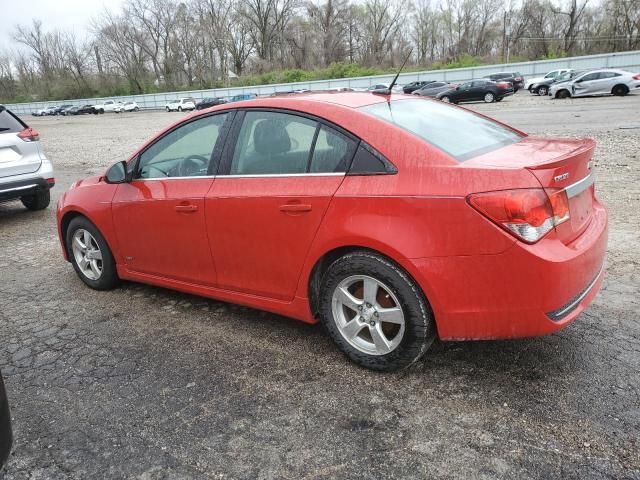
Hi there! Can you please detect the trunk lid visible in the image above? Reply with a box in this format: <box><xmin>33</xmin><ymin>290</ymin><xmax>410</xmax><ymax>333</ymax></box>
<box><xmin>467</xmin><ymin>137</ymin><xmax>596</xmax><ymax>244</ymax></box>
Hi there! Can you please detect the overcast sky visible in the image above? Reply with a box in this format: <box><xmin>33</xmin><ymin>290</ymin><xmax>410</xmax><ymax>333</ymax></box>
<box><xmin>0</xmin><ymin>0</ymin><xmax>124</xmax><ymax>50</ymax></box>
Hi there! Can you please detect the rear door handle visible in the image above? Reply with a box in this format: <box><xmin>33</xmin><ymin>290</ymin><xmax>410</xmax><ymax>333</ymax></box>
<box><xmin>175</xmin><ymin>204</ymin><xmax>198</xmax><ymax>213</ymax></box>
<box><xmin>279</xmin><ymin>204</ymin><xmax>312</xmax><ymax>213</ymax></box>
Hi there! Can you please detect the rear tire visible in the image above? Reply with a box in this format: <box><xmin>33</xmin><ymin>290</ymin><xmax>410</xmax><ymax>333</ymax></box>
<box><xmin>166</xmin><ymin>107</ymin><xmax>170</xmax><ymax>112</ymax></box>
<box><xmin>21</xmin><ymin>190</ymin><xmax>50</xmax><ymax>210</ymax></box>
<box><xmin>612</xmin><ymin>84</ymin><xmax>628</xmax><ymax>96</ymax></box>
<box><xmin>319</xmin><ymin>251</ymin><xmax>436</xmax><ymax>371</ymax></box>
<box><xmin>178</xmin><ymin>106</ymin><xmax>183</xmax><ymax>112</ymax></box>
<box><xmin>440</xmin><ymin>96</ymin><xmax>451</xmax><ymax>103</ymax></box>
<box><xmin>66</xmin><ymin>216</ymin><xmax>119</xmax><ymax>290</ymax></box>
<box><xmin>556</xmin><ymin>89</ymin><xmax>570</xmax><ymax>99</ymax></box>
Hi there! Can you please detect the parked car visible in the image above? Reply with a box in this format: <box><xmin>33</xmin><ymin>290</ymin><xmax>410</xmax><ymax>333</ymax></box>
<box><xmin>60</xmin><ymin>105</ymin><xmax>77</xmax><ymax>116</ymax></box>
<box><xmin>529</xmin><ymin>70</ymin><xmax>583</xmax><ymax>96</ymax></box>
<box><xmin>437</xmin><ymin>79</ymin><xmax>513</xmax><ymax>103</ymax></box>
<box><xmin>166</xmin><ymin>98</ymin><xmax>196</xmax><ymax>112</ymax></box>
<box><xmin>53</xmin><ymin>104</ymin><xmax>73</xmax><ymax>115</ymax></box>
<box><xmin>93</xmin><ymin>100</ymin><xmax>119</xmax><ymax>114</ymax></box>
<box><xmin>483</xmin><ymin>72</ymin><xmax>525</xmax><ymax>91</ymax></box>
<box><xmin>32</xmin><ymin>106</ymin><xmax>57</xmax><ymax>116</ymax></box>
<box><xmin>196</xmin><ymin>97</ymin><xmax>227</xmax><ymax>110</ymax></box>
<box><xmin>228</xmin><ymin>94</ymin><xmax>258</xmax><ymax>103</ymax></box>
<box><xmin>549</xmin><ymin>69</ymin><xmax>640</xmax><ymax>99</ymax></box>
<box><xmin>114</xmin><ymin>101</ymin><xmax>140</xmax><ymax>113</ymax></box>
<box><xmin>402</xmin><ymin>81</ymin><xmax>436</xmax><ymax>94</ymax></box>
<box><xmin>67</xmin><ymin>104</ymin><xmax>96</xmax><ymax>115</ymax></box>
<box><xmin>0</xmin><ymin>371</ymin><xmax>11</xmax><ymax>472</ymax></box>
<box><xmin>0</xmin><ymin>105</ymin><xmax>54</xmax><ymax>210</ymax></box>
<box><xmin>56</xmin><ymin>92</ymin><xmax>607</xmax><ymax>371</ymax></box>
<box><xmin>525</xmin><ymin>69</ymin><xmax>572</xmax><ymax>91</ymax></box>
<box><xmin>413</xmin><ymin>81</ymin><xmax>458</xmax><ymax>97</ymax></box>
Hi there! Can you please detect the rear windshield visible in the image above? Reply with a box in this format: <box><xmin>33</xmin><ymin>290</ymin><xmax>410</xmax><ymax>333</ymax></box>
<box><xmin>361</xmin><ymin>98</ymin><xmax>522</xmax><ymax>161</ymax></box>
<box><xmin>0</xmin><ymin>107</ymin><xmax>26</xmax><ymax>134</ymax></box>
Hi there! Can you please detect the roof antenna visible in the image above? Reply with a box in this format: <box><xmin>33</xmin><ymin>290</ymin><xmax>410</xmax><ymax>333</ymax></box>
<box><xmin>373</xmin><ymin>48</ymin><xmax>413</xmax><ymax>96</ymax></box>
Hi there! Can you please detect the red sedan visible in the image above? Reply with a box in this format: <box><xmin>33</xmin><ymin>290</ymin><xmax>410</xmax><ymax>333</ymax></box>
<box><xmin>56</xmin><ymin>93</ymin><xmax>608</xmax><ymax>371</ymax></box>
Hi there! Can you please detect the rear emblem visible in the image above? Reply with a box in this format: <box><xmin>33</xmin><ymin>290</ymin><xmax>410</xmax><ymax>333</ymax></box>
<box><xmin>554</xmin><ymin>173</ymin><xmax>570</xmax><ymax>182</ymax></box>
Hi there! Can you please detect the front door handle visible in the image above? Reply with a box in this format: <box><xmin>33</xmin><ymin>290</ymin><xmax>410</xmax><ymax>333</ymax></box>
<box><xmin>175</xmin><ymin>204</ymin><xmax>198</xmax><ymax>213</ymax></box>
<box><xmin>279</xmin><ymin>203</ymin><xmax>312</xmax><ymax>213</ymax></box>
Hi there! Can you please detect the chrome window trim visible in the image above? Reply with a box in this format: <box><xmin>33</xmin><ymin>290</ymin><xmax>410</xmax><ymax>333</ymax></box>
<box><xmin>131</xmin><ymin>172</ymin><xmax>346</xmax><ymax>181</ymax></box>
<box><xmin>220</xmin><ymin>172</ymin><xmax>345</xmax><ymax>179</ymax></box>
<box><xmin>565</xmin><ymin>172</ymin><xmax>595</xmax><ymax>199</ymax></box>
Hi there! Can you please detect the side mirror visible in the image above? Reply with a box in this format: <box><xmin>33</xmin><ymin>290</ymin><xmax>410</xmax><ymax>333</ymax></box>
<box><xmin>105</xmin><ymin>161</ymin><xmax>128</xmax><ymax>184</ymax></box>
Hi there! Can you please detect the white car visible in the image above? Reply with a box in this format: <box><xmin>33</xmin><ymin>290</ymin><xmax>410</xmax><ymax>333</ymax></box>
<box><xmin>549</xmin><ymin>69</ymin><xmax>640</xmax><ymax>99</ymax></box>
<box><xmin>114</xmin><ymin>101</ymin><xmax>140</xmax><ymax>113</ymax></box>
<box><xmin>525</xmin><ymin>69</ymin><xmax>572</xmax><ymax>90</ymax></box>
<box><xmin>0</xmin><ymin>105</ymin><xmax>54</xmax><ymax>210</ymax></box>
<box><xmin>165</xmin><ymin>98</ymin><xmax>196</xmax><ymax>112</ymax></box>
<box><xmin>93</xmin><ymin>100</ymin><xmax>119</xmax><ymax>114</ymax></box>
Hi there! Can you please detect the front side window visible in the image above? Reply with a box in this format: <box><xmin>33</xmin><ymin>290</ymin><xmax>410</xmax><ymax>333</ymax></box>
<box><xmin>137</xmin><ymin>113</ymin><xmax>228</xmax><ymax>179</ymax></box>
<box><xmin>580</xmin><ymin>73</ymin><xmax>600</xmax><ymax>82</ymax></box>
<box><xmin>230</xmin><ymin>111</ymin><xmax>318</xmax><ymax>175</ymax></box>
<box><xmin>361</xmin><ymin>98</ymin><xmax>522</xmax><ymax>162</ymax></box>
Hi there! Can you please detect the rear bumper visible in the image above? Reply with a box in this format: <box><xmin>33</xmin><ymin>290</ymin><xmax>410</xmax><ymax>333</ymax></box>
<box><xmin>0</xmin><ymin>159</ymin><xmax>54</xmax><ymax>203</ymax></box>
<box><xmin>407</xmin><ymin>199</ymin><xmax>608</xmax><ymax>340</ymax></box>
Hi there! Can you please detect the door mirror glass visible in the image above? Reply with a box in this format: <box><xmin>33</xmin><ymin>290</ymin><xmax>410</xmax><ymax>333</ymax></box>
<box><xmin>105</xmin><ymin>161</ymin><xmax>128</xmax><ymax>184</ymax></box>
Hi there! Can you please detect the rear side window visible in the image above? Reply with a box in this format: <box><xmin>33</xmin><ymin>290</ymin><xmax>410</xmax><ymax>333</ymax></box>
<box><xmin>361</xmin><ymin>99</ymin><xmax>522</xmax><ymax>162</ymax></box>
<box><xmin>0</xmin><ymin>107</ymin><xmax>26</xmax><ymax>134</ymax></box>
<box><xmin>230</xmin><ymin>111</ymin><xmax>317</xmax><ymax>175</ymax></box>
<box><xmin>310</xmin><ymin>126</ymin><xmax>356</xmax><ymax>173</ymax></box>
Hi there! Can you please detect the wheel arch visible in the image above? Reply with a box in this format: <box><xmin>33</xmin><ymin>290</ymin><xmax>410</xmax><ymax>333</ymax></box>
<box><xmin>59</xmin><ymin>209</ymin><xmax>119</xmax><ymax>263</ymax></box>
<box><xmin>612</xmin><ymin>83</ymin><xmax>629</xmax><ymax>95</ymax></box>
<box><xmin>306</xmin><ymin>245</ymin><xmax>437</xmax><ymax>333</ymax></box>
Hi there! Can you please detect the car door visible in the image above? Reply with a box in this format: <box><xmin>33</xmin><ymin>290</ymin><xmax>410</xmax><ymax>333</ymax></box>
<box><xmin>470</xmin><ymin>81</ymin><xmax>489</xmax><ymax>100</ymax></box>
<box><xmin>573</xmin><ymin>72</ymin><xmax>601</xmax><ymax>96</ymax></box>
<box><xmin>455</xmin><ymin>82</ymin><xmax>474</xmax><ymax>101</ymax></box>
<box><xmin>597</xmin><ymin>71</ymin><xmax>621</xmax><ymax>94</ymax></box>
<box><xmin>111</xmin><ymin>112</ymin><xmax>232</xmax><ymax>285</ymax></box>
<box><xmin>205</xmin><ymin>109</ymin><xmax>357</xmax><ymax>301</ymax></box>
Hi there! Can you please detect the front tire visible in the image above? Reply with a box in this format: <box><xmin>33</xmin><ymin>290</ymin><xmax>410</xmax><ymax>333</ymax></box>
<box><xmin>319</xmin><ymin>251</ymin><xmax>436</xmax><ymax>371</ymax></box>
<box><xmin>66</xmin><ymin>216</ymin><xmax>119</xmax><ymax>290</ymax></box>
<box><xmin>484</xmin><ymin>92</ymin><xmax>495</xmax><ymax>103</ymax></box>
<box><xmin>178</xmin><ymin>106</ymin><xmax>183</xmax><ymax>112</ymax></box>
<box><xmin>538</xmin><ymin>86</ymin><xmax>548</xmax><ymax>96</ymax></box>
<box><xmin>440</xmin><ymin>96</ymin><xmax>451</xmax><ymax>103</ymax></box>
<box><xmin>21</xmin><ymin>190</ymin><xmax>50</xmax><ymax>210</ymax></box>
<box><xmin>556</xmin><ymin>89</ymin><xmax>570</xmax><ymax>99</ymax></box>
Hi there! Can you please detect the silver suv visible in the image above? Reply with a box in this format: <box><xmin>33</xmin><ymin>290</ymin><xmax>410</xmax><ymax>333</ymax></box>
<box><xmin>0</xmin><ymin>106</ymin><xmax>54</xmax><ymax>210</ymax></box>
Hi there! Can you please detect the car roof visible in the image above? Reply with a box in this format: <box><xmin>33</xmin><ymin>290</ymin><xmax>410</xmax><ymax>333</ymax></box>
<box><xmin>245</xmin><ymin>91</ymin><xmax>409</xmax><ymax>108</ymax></box>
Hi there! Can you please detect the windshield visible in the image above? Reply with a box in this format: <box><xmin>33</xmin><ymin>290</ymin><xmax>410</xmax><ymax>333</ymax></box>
<box><xmin>361</xmin><ymin>98</ymin><xmax>523</xmax><ymax>161</ymax></box>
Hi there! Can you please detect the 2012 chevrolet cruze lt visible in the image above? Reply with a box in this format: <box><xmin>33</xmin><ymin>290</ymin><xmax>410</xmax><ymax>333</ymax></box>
<box><xmin>56</xmin><ymin>93</ymin><xmax>608</xmax><ymax>371</ymax></box>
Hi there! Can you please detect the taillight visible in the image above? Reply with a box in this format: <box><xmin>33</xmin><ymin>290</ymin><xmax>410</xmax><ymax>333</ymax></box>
<box><xmin>17</xmin><ymin>128</ymin><xmax>39</xmax><ymax>142</ymax></box>
<box><xmin>496</xmin><ymin>82</ymin><xmax>510</xmax><ymax>88</ymax></box>
<box><xmin>633</xmin><ymin>73</ymin><xmax>640</xmax><ymax>80</ymax></box>
<box><xmin>467</xmin><ymin>188</ymin><xmax>570</xmax><ymax>243</ymax></box>
<box><xmin>514</xmin><ymin>76</ymin><xmax>522</xmax><ymax>81</ymax></box>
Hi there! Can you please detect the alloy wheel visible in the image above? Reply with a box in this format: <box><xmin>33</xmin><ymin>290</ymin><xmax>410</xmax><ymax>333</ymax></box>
<box><xmin>484</xmin><ymin>92</ymin><xmax>495</xmax><ymax>103</ymax></box>
<box><xmin>71</xmin><ymin>229</ymin><xmax>103</xmax><ymax>280</ymax></box>
<box><xmin>538</xmin><ymin>86</ymin><xmax>548</xmax><ymax>96</ymax></box>
<box><xmin>331</xmin><ymin>275</ymin><xmax>405</xmax><ymax>356</ymax></box>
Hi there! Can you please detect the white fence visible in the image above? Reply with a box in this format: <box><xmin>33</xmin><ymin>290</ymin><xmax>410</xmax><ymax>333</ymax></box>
<box><xmin>5</xmin><ymin>50</ymin><xmax>640</xmax><ymax>115</ymax></box>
